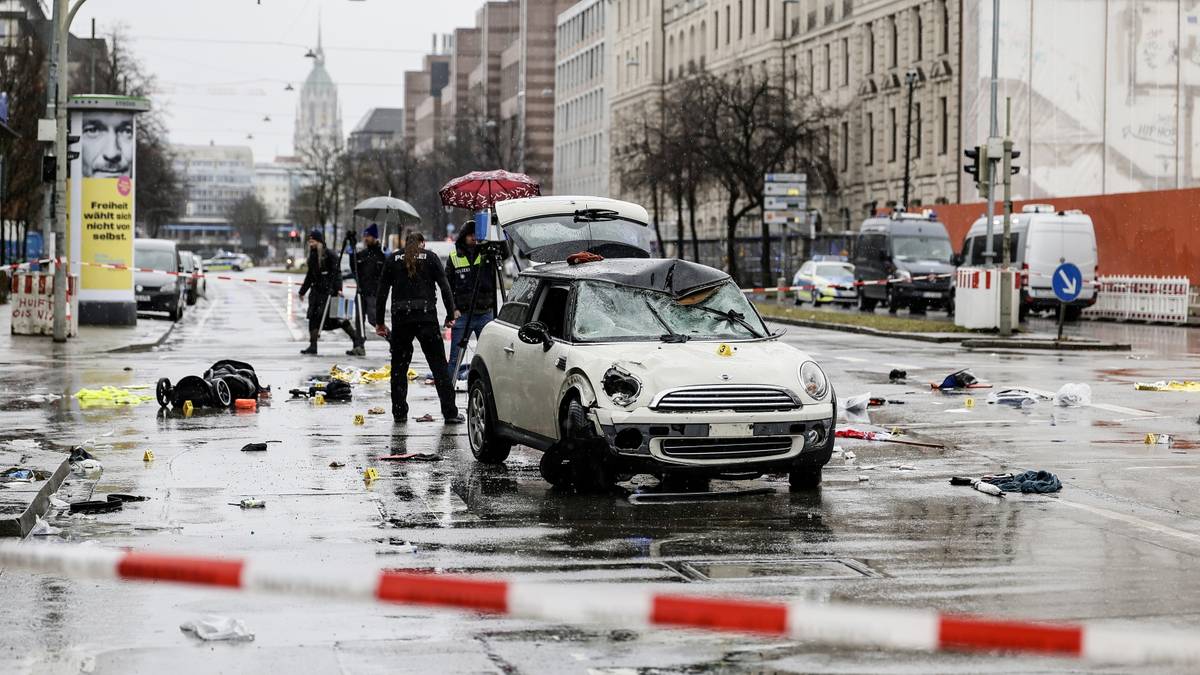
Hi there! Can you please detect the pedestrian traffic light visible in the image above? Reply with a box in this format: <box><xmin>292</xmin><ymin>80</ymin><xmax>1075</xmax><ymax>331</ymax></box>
<box><xmin>963</xmin><ymin>145</ymin><xmax>989</xmax><ymax>198</ymax></box>
<box><xmin>1009</xmin><ymin>149</ymin><xmax>1022</xmax><ymax>175</ymax></box>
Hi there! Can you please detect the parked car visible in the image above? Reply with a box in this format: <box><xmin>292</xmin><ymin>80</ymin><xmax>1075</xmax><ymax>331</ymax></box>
<box><xmin>792</xmin><ymin>258</ymin><xmax>858</xmax><ymax>306</ymax></box>
<box><xmin>204</xmin><ymin>252</ymin><xmax>251</xmax><ymax>272</ymax></box>
<box><xmin>853</xmin><ymin>211</ymin><xmax>955</xmax><ymax>314</ymax></box>
<box><xmin>190</xmin><ymin>253</ymin><xmax>207</xmax><ymax>302</ymax></box>
<box><xmin>961</xmin><ymin>204</ymin><xmax>1098</xmax><ymax>321</ymax></box>
<box><xmin>134</xmin><ymin>238</ymin><xmax>187</xmax><ymax>321</ymax></box>
<box><xmin>466</xmin><ymin>196</ymin><xmax>837</xmax><ymax>493</ymax></box>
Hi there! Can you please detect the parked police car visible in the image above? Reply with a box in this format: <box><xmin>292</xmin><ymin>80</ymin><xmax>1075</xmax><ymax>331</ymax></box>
<box><xmin>466</xmin><ymin>196</ymin><xmax>837</xmax><ymax>492</ymax></box>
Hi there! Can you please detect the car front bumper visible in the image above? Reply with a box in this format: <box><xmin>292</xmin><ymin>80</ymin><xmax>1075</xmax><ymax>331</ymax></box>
<box><xmin>593</xmin><ymin>404</ymin><xmax>836</xmax><ymax>472</ymax></box>
<box><xmin>136</xmin><ymin>290</ymin><xmax>180</xmax><ymax>312</ymax></box>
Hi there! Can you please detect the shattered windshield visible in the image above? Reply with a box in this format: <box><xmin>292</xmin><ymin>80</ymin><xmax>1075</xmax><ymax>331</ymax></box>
<box><xmin>891</xmin><ymin>235</ymin><xmax>953</xmax><ymax>263</ymax></box>
<box><xmin>571</xmin><ymin>280</ymin><xmax>769</xmax><ymax>342</ymax></box>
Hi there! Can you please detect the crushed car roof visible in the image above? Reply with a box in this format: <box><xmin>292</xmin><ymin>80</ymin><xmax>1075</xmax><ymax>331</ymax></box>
<box><xmin>527</xmin><ymin>257</ymin><xmax>731</xmax><ymax>297</ymax></box>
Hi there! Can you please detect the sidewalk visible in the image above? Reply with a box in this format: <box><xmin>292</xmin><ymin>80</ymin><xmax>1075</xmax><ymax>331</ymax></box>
<box><xmin>0</xmin><ymin>302</ymin><xmax>178</xmax><ymax>356</ymax></box>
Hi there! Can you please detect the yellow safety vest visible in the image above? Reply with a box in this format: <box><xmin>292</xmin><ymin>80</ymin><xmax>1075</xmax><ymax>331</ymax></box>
<box><xmin>448</xmin><ymin>251</ymin><xmax>482</xmax><ymax>270</ymax></box>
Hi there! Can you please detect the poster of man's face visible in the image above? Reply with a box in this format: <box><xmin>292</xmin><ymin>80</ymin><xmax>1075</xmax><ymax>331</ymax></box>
<box><xmin>80</xmin><ymin>111</ymin><xmax>134</xmax><ymax>178</ymax></box>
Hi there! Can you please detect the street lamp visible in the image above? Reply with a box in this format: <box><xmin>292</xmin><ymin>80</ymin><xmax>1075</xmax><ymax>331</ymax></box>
<box><xmin>901</xmin><ymin>68</ymin><xmax>918</xmax><ymax>211</ymax></box>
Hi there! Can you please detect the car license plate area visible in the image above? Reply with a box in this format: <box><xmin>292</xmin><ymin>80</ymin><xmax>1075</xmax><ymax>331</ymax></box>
<box><xmin>708</xmin><ymin>423</ymin><xmax>755</xmax><ymax>437</ymax></box>
<box><xmin>922</xmin><ymin>292</ymin><xmax>942</xmax><ymax>299</ymax></box>
<box><xmin>136</xmin><ymin>295</ymin><xmax>150</xmax><ymax>302</ymax></box>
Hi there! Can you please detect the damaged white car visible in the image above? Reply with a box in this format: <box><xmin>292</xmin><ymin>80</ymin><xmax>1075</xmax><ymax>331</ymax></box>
<box><xmin>467</xmin><ymin>196</ymin><xmax>837</xmax><ymax>491</ymax></box>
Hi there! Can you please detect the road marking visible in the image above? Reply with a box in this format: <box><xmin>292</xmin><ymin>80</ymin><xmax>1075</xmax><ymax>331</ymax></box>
<box><xmin>836</xmin><ymin>356</ymin><xmax>868</xmax><ymax>363</ymax></box>
<box><xmin>1024</xmin><ymin>387</ymin><xmax>1156</xmax><ymax>418</ymax></box>
<box><xmin>1055</xmin><ymin>498</ymin><xmax>1200</xmax><ymax>547</ymax></box>
<box><xmin>247</xmin><ymin>277</ymin><xmax>305</xmax><ymax>342</ymax></box>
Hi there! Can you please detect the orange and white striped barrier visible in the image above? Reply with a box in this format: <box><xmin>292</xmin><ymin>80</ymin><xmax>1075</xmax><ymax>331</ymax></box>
<box><xmin>0</xmin><ymin>542</ymin><xmax>1197</xmax><ymax>665</ymax></box>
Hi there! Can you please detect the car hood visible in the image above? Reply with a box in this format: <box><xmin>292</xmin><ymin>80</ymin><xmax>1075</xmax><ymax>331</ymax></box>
<box><xmin>569</xmin><ymin>339</ymin><xmax>829</xmax><ymax>407</ymax></box>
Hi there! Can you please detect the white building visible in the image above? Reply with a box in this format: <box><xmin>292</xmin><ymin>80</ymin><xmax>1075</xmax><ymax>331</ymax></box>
<box><xmin>554</xmin><ymin>0</ymin><xmax>610</xmax><ymax>197</ymax></box>
<box><xmin>167</xmin><ymin>143</ymin><xmax>255</xmax><ymax>244</ymax></box>
<box><xmin>294</xmin><ymin>23</ymin><xmax>343</xmax><ymax>154</ymax></box>
<box><xmin>254</xmin><ymin>158</ymin><xmax>313</xmax><ymax>228</ymax></box>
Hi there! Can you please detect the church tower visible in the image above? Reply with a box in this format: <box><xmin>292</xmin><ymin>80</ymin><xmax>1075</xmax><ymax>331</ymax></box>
<box><xmin>294</xmin><ymin>17</ymin><xmax>343</xmax><ymax>154</ymax></box>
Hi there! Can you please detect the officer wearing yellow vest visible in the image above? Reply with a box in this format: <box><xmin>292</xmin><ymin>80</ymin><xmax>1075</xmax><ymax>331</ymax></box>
<box><xmin>446</xmin><ymin>220</ymin><xmax>497</xmax><ymax>380</ymax></box>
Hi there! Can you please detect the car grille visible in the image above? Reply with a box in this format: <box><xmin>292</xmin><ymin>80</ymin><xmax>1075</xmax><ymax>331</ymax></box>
<box><xmin>660</xmin><ymin>437</ymin><xmax>794</xmax><ymax>460</ymax></box>
<box><xmin>652</xmin><ymin>385</ymin><xmax>799</xmax><ymax>412</ymax></box>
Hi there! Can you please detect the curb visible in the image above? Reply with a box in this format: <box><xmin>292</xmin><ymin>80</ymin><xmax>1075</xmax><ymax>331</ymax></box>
<box><xmin>106</xmin><ymin>318</ymin><xmax>177</xmax><ymax>354</ymax></box>
<box><xmin>760</xmin><ymin>314</ymin><xmax>964</xmax><ymax>343</ymax></box>
<box><xmin>962</xmin><ymin>338</ymin><xmax>1131</xmax><ymax>352</ymax></box>
<box><xmin>1</xmin><ymin>542</ymin><xmax>1199</xmax><ymax>666</ymax></box>
<box><xmin>0</xmin><ymin>457</ymin><xmax>71</xmax><ymax>538</ymax></box>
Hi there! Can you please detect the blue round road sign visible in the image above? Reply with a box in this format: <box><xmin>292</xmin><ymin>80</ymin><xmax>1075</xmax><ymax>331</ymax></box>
<box><xmin>1052</xmin><ymin>262</ymin><xmax>1083</xmax><ymax>303</ymax></box>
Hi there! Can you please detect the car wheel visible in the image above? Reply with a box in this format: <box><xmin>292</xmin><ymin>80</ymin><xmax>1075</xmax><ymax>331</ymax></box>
<box><xmin>789</xmin><ymin>464</ymin><xmax>822</xmax><ymax>491</ymax></box>
<box><xmin>186</xmin><ymin>290</ymin><xmax>197</xmax><ymax>306</ymax></box>
<box><xmin>538</xmin><ymin>449</ymin><xmax>571</xmax><ymax>488</ymax></box>
<box><xmin>467</xmin><ymin>378</ymin><xmax>511</xmax><ymax>464</ymax></box>
<box><xmin>168</xmin><ymin>304</ymin><xmax>181</xmax><ymax>322</ymax></box>
<box><xmin>561</xmin><ymin>399</ymin><xmax>615</xmax><ymax>493</ymax></box>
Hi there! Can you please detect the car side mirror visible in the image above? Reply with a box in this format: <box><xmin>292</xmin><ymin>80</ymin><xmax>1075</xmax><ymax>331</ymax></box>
<box><xmin>952</xmin><ymin>253</ymin><xmax>964</xmax><ymax>266</ymax></box>
<box><xmin>518</xmin><ymin>320</ymin><xmax>552</xmax><ymax>351</ymax></box>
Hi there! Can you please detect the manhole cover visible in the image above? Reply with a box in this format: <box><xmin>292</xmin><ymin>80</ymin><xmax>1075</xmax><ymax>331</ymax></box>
<box><xmin>678</xmin><ymin>558</ymin><xmax>877</xmax><ymax>581</ymax></box>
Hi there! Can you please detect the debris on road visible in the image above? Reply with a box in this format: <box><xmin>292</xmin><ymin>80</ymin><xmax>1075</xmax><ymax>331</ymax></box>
<box><xmin>413</xmin><ymin>413</ymin><xmax>436</xmax><ymax>423</ymax></box>
<box><xmin>983</xmin><ymin>470</ymin><xmax>1063</xmax><ymax>493</ymax></box>
<box><xmin>1145</xmin><ymin>433</ymin><xmax>1172</xmax><ymax>445</ymax></box>
<box><xmin>71</xmin><ymin>459</ymin><xmax>102</xmax><ymax>478</ymax></box>
<box><xmin>888</xmin><ymin>369</ymin><xmax>907</xmax><ymax>382</ymax></box>
<box><xmin>974</xmin><ymin>481</ymin><xmax>1004</xmax><ymax>497</ymax></box>
<box><xmin>14</xmin><ymin>393</ymin><xmax>61</xmax><ymax>404</ymax></box>
<box><xmin>1054</xmin><ymin>383</ymin><xmax>1092</xmax><ymax>407</ymax></box>
<box><xmin>240</xmin><ymin>441</ymin><xmax>281</xmax><ymax>452</ymax></box>
<box><xmin>233</xmin><ymin>498</ymin><xmax>266</xmax><ymax>509</ymax></box>
<box><xmin>330</xmin><ymin>363</ymin><xmax>390</xmax><ymax>385</ymax></box>
<box><xmin>368</xmin><ymin>407</ymin><xmax>386</xmax><ymax>415</ymax></box>
<box><xmin>180</xmin><ymin>616</ymin><xmax>255</xmax><ymax>642</ymax></box>
<box><xmin>836</xmin><ymin>427</ymin><xmax>945</xmax><ymax>449</ymax></box>
<box><xmin>930</xmin><ymin>369</ymin><xmax>992</xmax><ymax>391</ymax></box>
<box><xmin>289</xmin><ymin>380</ymin><xmax>352</xmax><ymax>402</ymax></box>
<box><xmin>987</xmin><ymin>388</ymin><xmax>1043</xmax><ymax>408</ymax></box>
<box><xmin>329</xmin><ymin>460</ymin><xmax>346</xmax><ymax>468</ymax></box>
<box><xmin>842</xmin><ymin>393</ymin><xmax>871</xmax><ymax>414</ymax></box>
<box><xmin>69</xmin><ymin>499</ymin><xmax>122</xmax><ymax>515</ymax></box>
<box><xmin>857</xmin><ymin>475</ymin><xmax>870</xmax><ymax>482</ymax></box>
<box><xmin>377</xmin><ymin>453</ymin><xmax>441</xmax><ymax>462</ymax></box>
<box><xmin>1134</xmin><ymin>380</ymin><xmax>1200</xmax><ymax>392</ymax></box>
<box><xmin>73</xmin><ymin>386</ymin><xmax>154</xmax><ymax>406</ymax></box>
<box><xmin>29</xmin><ymin>517</ymin><xmax>59</xmax><ymax>536</ymax></box>
<box><xmin>628</xmin><ymin>487</ymin><xmax>775</xmax><ymax>504</ymax></box>
<box><xmin>234</xmin><ymin>398</ymin><xmax>257</xmax><ymax>412</ymax></box>
<box><xmin>0</xmin><ymin>467</ymin><xmax>50</xmax><ymax>482</ymax></box>
<box><xmin>156</xmin><ymin>360</ymin><xmax>268</xmax><ymax>410</ymax></box>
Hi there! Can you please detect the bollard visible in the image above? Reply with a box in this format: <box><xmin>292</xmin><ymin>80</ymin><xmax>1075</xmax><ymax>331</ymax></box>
<box><xmin>776</xmin><ymin>276</ymin><xmax>787</xmax><ymax>307</ymax></box>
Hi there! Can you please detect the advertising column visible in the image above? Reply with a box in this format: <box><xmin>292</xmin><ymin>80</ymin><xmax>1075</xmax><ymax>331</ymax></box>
<box><xmin>67</xmin><ymin>95</ymin><xmax>151</xmax><ymax>326</ymax></box>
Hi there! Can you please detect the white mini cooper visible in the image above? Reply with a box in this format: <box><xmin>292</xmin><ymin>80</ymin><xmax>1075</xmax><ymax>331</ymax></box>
<box><xmin>467</xmin><ymin>196</ymin><xmax>837</xmax><ymax>491</ymax></box>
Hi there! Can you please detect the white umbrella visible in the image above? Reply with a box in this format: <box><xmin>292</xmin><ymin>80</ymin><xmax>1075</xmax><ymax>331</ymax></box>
<box><xmin>352</xmin><ymin>195</ymin><xmax>421</xmax><ymax>226</ymax></box>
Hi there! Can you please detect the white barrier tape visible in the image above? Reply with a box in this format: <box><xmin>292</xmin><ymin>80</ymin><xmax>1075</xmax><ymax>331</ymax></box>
<box><xmin>1</xmin><ymin>542</ymin><xmax>1199</xmax><ymax>665</ymax></box>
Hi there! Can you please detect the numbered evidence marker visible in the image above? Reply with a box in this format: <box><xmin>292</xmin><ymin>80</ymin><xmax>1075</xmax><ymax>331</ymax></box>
<box><xmin>717</xmin><ymin>343</ymin><xmax>735</xmax><ymax>357</ymax></box>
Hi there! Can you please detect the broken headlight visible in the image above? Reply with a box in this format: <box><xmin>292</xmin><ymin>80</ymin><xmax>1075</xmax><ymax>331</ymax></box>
<box><xmin>602</xmin><ymin>365</ymin><xmax>642</xmax><ymax>407</ymax></box>
<box><xmin>798</xmin><ymin>361</ymin><xmax>828</xmax><ymax>400</ymax></box>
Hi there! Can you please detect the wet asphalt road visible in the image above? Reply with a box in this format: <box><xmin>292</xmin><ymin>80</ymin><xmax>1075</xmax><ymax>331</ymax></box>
<box><xmin>2</xmin><ymin>273</ymin><xmax>1200</xmax><ymax>674</ymax></box>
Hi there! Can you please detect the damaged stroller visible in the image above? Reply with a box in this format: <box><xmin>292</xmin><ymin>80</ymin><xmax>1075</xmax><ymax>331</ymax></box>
<box><xmin>156</xmin><ymin>360</ymin><xmax>269</xmax><ymax>409</ymax></box>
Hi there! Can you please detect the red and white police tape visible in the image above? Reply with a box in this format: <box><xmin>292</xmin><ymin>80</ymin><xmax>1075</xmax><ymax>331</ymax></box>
<box><xmin>0</xmin><ymin>542</ymin><xmax>1197</xmax><ymax>665</ymax></box>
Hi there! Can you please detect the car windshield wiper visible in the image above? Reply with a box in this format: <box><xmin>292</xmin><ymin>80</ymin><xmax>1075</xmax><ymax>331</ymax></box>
<box><xmin>691</xmin><ymin>306</ymin><xmax>764</xmax><ymax>338</ymax></box>
<box><xmin>643</xmin><ymin>297</ymin><xmax>689</xmax><ymax>342</ymax></box>
<box><xmin>574</xmin><ymin>208</ymin><xmax>620</xmax><ymax>223</ymax></box>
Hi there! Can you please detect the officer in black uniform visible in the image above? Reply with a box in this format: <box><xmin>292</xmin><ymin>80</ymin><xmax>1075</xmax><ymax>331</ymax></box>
<box><xmin>354</xmin><ymin>223</ymin><xmax>386</xmax><ymax>327</ymax></box>
<box><xmin>299</xmin><ymin>229</ymin><xmax>364</xmax><ymax>356</ymax></box>
<box><xmin>375</xmin><ymin>231</ymin><xmax>462</xmax><ymax>423</ymax></box>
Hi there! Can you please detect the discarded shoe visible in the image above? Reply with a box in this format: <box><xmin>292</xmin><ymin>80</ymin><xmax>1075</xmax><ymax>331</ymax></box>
<box><xmin>1054</xmin><ymin>383</ymin><xmax>1091</xmax><ymax>407</ymax></box>
<box><xmin>413</xmin><ymin>413</ymin><xmax>435</xmax><ymax>423</ymax></box>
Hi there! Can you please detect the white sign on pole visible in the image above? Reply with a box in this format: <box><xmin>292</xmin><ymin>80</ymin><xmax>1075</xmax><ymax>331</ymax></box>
<box><xmin>763</xmin><ymin>183</ymin><xmax>806</xmax><ymax>197</ymax></box>
<box><xmin>764</xmin><ymin>196</ymin><xmax>808</xmax><ymax>211</ymax></box>
<box><xmin>764</xmin><ymin>173</ymin><xmax>807</xmax><ymax>183</ymax></box>
<box><xmin>764</xmin><ymin>211</ymin><xmax>808</xmax><ymax>225</ymax></box>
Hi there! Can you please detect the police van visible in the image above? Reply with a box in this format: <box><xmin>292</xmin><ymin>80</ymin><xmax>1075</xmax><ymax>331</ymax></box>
<box><xmin>852</xmin><ymin>210</ymin><xmax>955</xmax><ymax>314</ymax></box>
<box><xmin>960</xmin><ymin>205</ymin><xmax>1098</xmax><ymax>320</ymax></box>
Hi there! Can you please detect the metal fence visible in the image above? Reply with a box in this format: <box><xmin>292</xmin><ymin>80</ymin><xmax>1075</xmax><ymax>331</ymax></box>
<box><xmin>1083</xmin><ymin>276</ymin><xmax>1191</xmax><ymax>324</ymax></box>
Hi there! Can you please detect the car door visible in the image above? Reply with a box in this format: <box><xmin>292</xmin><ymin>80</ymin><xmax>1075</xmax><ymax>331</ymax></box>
<box><xmin>486</xmin><ymin>275</ymin><xmax>537</xmax><ymax>425</ymax></box>
<box><xmin>510</xmin><ymin>280</ymin><xmax>573</xmax><ymax>439</ymax></box>
<box><xmin>794</xmin><ymin>262</ymin><xmax>813</xmax><ymax>300</ymax></box>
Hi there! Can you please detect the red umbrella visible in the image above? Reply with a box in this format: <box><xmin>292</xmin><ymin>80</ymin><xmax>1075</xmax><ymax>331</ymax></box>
<box><xmin>438</xmin><ymin>170</ymin><xmax>541</xmax><ymax>211</ymax></box>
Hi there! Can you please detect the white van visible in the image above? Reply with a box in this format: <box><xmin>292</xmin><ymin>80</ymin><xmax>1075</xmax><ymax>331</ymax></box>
<box><xmin>960</xmin><ymin>205</ymin><xmax>1098</xmax><ymax>320</ymax></box>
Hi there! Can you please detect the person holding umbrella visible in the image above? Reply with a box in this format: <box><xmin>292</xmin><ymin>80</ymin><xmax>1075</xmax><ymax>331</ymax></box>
<box><xmin>299</xmin><ymin>229</ymin><xmax>365</xmax><ymax>356</ymax></box>
<box><xmin>375</xmin><ymin>231</ymin><xmax>462</xmax><ymax>423</ymax></box>
<box><xmin>354</xmin><ymin>223</ymin><xmax>386</xmax><ymax>327</ymax></box>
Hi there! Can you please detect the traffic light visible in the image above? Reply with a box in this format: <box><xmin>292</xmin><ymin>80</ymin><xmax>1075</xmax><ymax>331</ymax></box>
<box><xmin>42</xmin><ymin>155</ymin><xmax>55</xmax><ymax>183</ymax></box>
<box><xmin>1009</xmin><ymin>149</ymin><xmax>1021</xmax><ymax>175</ymax></box>
<box><xmin>963</xmin><ymin>145</ymin><xmax>989</xmax><ymax>198</ymax></box>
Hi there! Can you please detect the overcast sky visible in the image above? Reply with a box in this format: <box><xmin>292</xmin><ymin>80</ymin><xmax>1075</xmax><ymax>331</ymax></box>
<box><xmin>73</xmin><ymin>0</ymin><xmax>483</xmax><ymax>163</ymax></box>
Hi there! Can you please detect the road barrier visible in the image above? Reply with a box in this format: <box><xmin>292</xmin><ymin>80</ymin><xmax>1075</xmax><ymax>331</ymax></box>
<box><xmin>0</xmin><ymin>542</ymin><xmax>1198</xmax><ymax>666</ymax></box>
<box><xmin>1083</xmin><ymin>275</ymin><xmax>1190</xmax><ymax>324</ymax></box>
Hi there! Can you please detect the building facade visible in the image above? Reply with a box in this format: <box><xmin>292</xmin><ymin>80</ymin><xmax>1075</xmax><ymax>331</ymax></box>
<box><xmin>167</xmin><ymin>144</ymin><xmax>255</xmax><ymax>244</ymax></box>
<box><xmin>294</xmin><ymin>25</ymin><xmax>343</xmax><ymax>154</ymax></box>
<box><xmin>554</xmin><ymin>0</ymin><xmax>610</xmax><ymax>196</ymax></box>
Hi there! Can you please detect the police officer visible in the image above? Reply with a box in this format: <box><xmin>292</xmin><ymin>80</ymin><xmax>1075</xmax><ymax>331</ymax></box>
<box><xmin>446</xmin><ymin>220</ymin><xmax>497</xmax><ymax>380</ymax></box>
<box><xmin>299</xmin><ymin>229</ymin><xmax>365</xmax><ymax>356</ymax></box>
<box><xmin>354</xmin><ymin>223</ymin><xmax>386</xmax><ymax>327</ymax></box>
<box><xmin>375</xmin><ymin>231</ymin><xmax>462</xmax><ymax>423</ymax></box>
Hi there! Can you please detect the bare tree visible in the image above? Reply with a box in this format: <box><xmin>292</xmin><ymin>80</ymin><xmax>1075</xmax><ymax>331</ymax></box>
<box><xmin>678</xmin><ymin>68</ymin><xmax>839</xmax><ymax>285</ymax></box>
<box><xmin>226</xmin><ymin>193</ymin><xmax>269</xmax><ymax>249</ymax></box>
<box><xmin>297</xmin><ymin>134</ymin><xmax>346</xmax><ymax>244</ymax></box>
<box><xmin>613</xmin><ymin>102</ymin><xmax>667</xmax><ymax>254</ymax></box>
